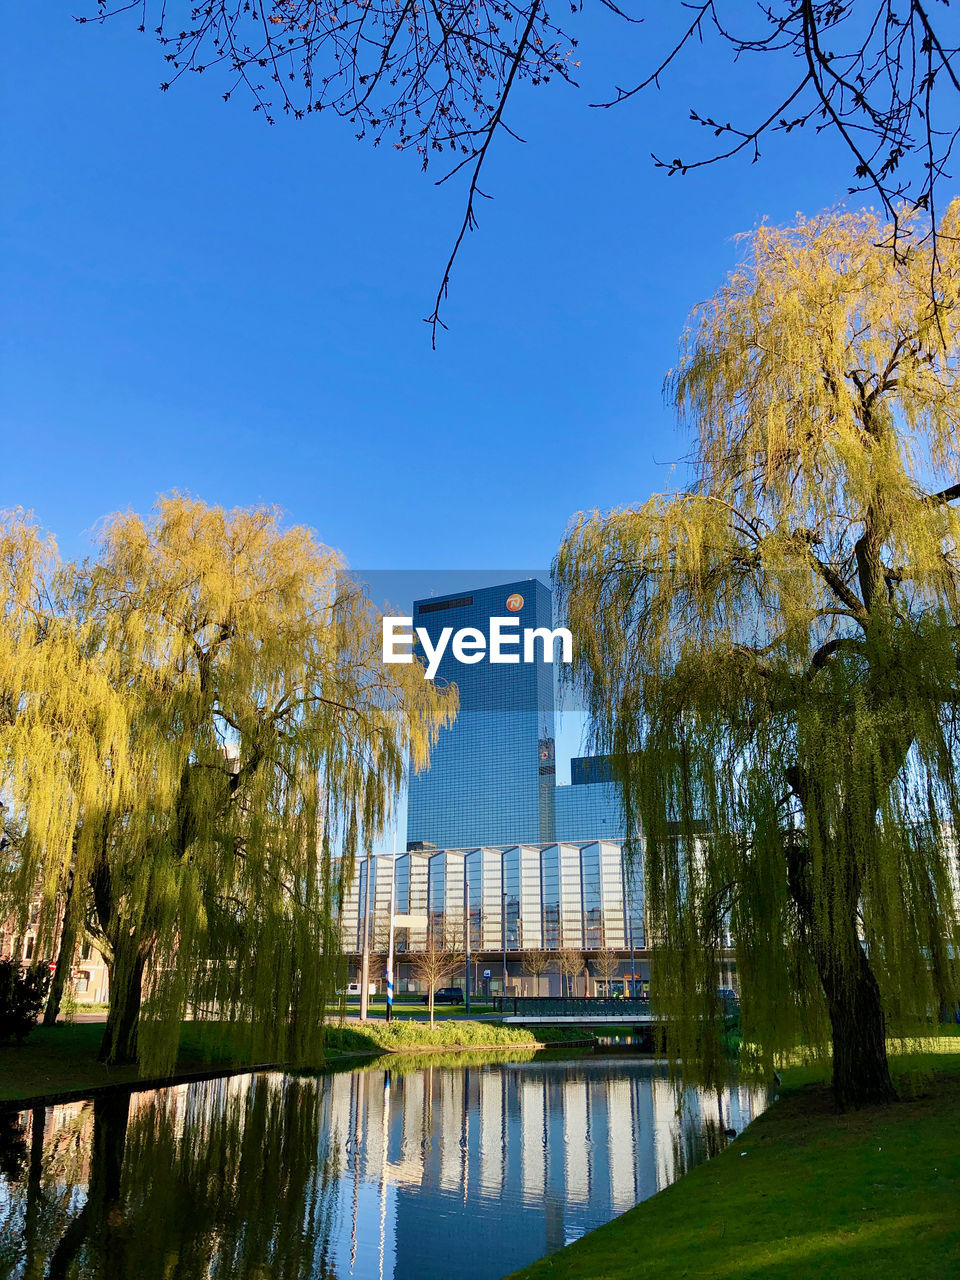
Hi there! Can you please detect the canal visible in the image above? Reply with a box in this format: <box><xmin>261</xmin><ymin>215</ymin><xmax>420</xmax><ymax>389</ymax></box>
<box><xmin>0</xmin><ymin>1051</ymin><xmax>764</xmax><ymax>1279</ymax></box>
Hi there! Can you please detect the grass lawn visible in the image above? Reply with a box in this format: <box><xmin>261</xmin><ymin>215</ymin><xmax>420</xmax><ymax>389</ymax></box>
<box><xmin>509</xmin><ymin>1035</ymin><xmax>960</xmax><ymax>1280</ymax></box>
<box><xmin>0</xmin><ymin>1021</ymin><xmax>273</xmax><ymax>1104</ymax></box>
<box><xmin>0</xmin><ymin>1018</ymin><xmax>591</xmax><ymax>1104</ymax></box>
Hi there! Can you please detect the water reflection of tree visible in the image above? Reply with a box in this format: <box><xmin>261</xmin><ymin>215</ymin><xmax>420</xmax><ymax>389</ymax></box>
<box><xmin>0</xmin><ymin>1075</ymin><xmax>342</xmax><ymax>1280</ymax></box>
<box><xmin>0</xmin><ymin>1111</ymin><xmax>27</xmax><ymax>1180</ymax></box>
<box><xmin>0</xmin><ymin>1103</ymin><xmax>95</xmax><ymax>1280</ymax></box>
<box><xmin>667</xmin><ymin>1092</ymin><xmax>732</xmax><ymax>1184</ymax></box>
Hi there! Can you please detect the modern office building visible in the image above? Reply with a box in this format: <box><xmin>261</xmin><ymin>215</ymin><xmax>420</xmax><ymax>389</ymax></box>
<box><xmin>405</xmin><ymin>579</ymin><xmax>558</xmax><ymax>848</ymax></box>
<box><xmin>554</xmin><ymin>781</ymin><xmax>624</xmax><ymax>842</ymax></box>
<box><xmin>338</xmin><ymin>841</ymin><xmax>660</xmax><ymax>995</ymax></box>
<box><xmin>553</xmin><ymin>754</ymin><xmax>627</xmax><ymax>841</ymax></box>
<box><xmin>404</xmin><ymin>580</ymin><xmax>630</xmax><ymax>847</ymax></box>
<box><xmin>390</xmin><ymin>580</ymin><xmax>646</xmax><ymax>990</ymax></box>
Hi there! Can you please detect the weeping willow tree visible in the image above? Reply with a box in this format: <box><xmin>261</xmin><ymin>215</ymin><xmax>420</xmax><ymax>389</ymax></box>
<box><xmin>0</xmin><ymin>496</ymin><xmax>456</xmax><ymax>1071</ymax></box>
<box><xmin>557</xmin><ymin>202</ymin><xmax>960</xmax><ymax>1111</ymax></box>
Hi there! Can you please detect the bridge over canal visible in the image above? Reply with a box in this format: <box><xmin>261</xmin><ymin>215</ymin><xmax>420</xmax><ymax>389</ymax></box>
<box><xmin>493</xmin><ymin>996</ymin><xmax>661</xmax><ymax>1026</ymax></box>
<box><xmin>489</xmin><ymin>995</ymin><xmax>739</xmax><ymax>1028</ymax></box>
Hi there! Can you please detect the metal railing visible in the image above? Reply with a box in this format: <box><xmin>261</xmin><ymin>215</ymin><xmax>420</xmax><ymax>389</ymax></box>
<box><xmin>490</xmin><ymin>996</ymin><xmax>655</xmax><ymax>1018</ymax></box>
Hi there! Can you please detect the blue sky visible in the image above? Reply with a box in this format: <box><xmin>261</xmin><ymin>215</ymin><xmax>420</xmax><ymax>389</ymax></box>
<box><xmin>4</xmin><ymin>4</ymin><xmax>859</xmax><ymax>577</ymax></box>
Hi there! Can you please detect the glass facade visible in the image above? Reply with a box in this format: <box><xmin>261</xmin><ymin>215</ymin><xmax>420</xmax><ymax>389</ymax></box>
<box><xmin>339</xmin><ymin>859</ymin><xmax>362</xmax><ymax>953</ymax></box>
<box><xmin>502</xmin><ymin>845</ymin><xmax>543</xmax><ymax>951</ymax></box>
<box><xmin>580</xmin><ymin>841</ymin><xmax>628</xmax><ymax>948</ymax></box>
<box><xmin>554</xmin><ymin>782</ymin><xmax>625</xmax><ymax>842</ymax></box>
<box><xmin>394</xmin><ymin>851</ymin><xmax>429</xmax><ymax>953</ymax></box>
<box><xmin>371</xmin><ymin>855</ymin><xmax>394</xmax><ymax>950</ymax></box>
<box><xmin>342</xmin><ymin>854</ymin><xmax>397</xmax><ymax>952</ymax></box>
<box><xmin>340</xmin><ymin>843</ymin><xmax>648</xmax><ymax>957</ymax></box>
<box><xmin>406</xmin><ymin>580</ymin><xmax>557</xmax><ymax>848</ymax></box>
<box><xmin>540</xmin><ymin>844</ymin><xmax>562</xmax><ymax>950</ymax></box>
<box><xmin>556</xmin><ymin>843</ymin><xmax>585</xmax><ymax>949</ymax></box>
<box><xmin>570</xmin><ymin>755</ymin><xmax>615</xmax><ymax>785</ymax></box>
<box><xmin>465</xmin><ymin>847</ymin><xmax>505</xmax><ymax>951</ymax></box>
<box><xmin>623</xmin><ymin>855</ymin><xmax>645</xmax><ymax>951</ymax></box>
<box><xmin>426</xmin><ymin>849</ymin><xmax>466</xmax><ymax>945</ymax></box>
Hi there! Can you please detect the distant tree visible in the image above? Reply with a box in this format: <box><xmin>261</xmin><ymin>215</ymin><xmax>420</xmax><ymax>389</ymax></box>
<box><xmin>591</xmin><ymin>948</ymin><xmax>621</xmax><ymax>996</ymax></box>
<box><xmin>365</xmin><ymin>952</ymin><xmax>387</xmax><ymax>995</ymax></box>
<box><xmin>88</xmin><ymin>2</ymin><xmax>960</xmax><ymax>334</ymax></box>
<box><xmin>0</xmin><ymin>497</ymin><xmax>456</xmax><ymax>1070</ymax></box>
<box><xmin>520</xmin><ymin>948</ymin><xmax>553</xmax><ymax>996</ymax></box>
<box><xmin>558</xmin><ymin>201</ymin><xmax>960</xmax><ymax>1110</ymax></box>
<box><xmin>410</xmin><ymin>925</ymin><xmax>465</xmax><ymax>1024</ymax></box>
<box><xmin>557</xmin><ymin>949</ymin><xmax>586</xmax><ymax>998</ymax></box>
<box><xmin>0</xmin><ymin>960</ymin><xmax>49</xmax><ymax>1044</ymax></box>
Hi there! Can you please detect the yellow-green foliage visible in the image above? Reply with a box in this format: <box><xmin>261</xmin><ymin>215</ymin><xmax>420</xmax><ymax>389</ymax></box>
<box><xmin>0</xmin><ymin>496</ymin><xmax>457</xmax><ymax>1073</ymax></box>
<box><xmin>330</xmin><ymin>1020</ymin><xmax>579</xmax><ymax>1051</ymax></box>
<box><xmin>557</xmin><ymin>203</ymin><xmax>960</xmax><ymax>1095</ymax></box>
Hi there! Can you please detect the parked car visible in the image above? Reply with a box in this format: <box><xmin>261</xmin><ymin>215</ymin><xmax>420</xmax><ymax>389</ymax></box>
<box><xmin>340</xmin><ymin>982</ymin><xmax>377</xmax><ymax>997</ymax></box>
<box><xmin>422</xmin><ymin>987</ymin><xmax>464</xmax><ymax>1005</ymax></box>
<box><xmin>716</xmin><ymin>986</ymin><xmax>739</xmax><ymax>1002</ymax></box>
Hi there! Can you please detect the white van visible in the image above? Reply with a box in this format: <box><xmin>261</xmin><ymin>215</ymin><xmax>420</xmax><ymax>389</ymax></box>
<box><xmin>342</xmin><ymin>982</ymin><xmax>377</xmax><ymax>997</ymax></box>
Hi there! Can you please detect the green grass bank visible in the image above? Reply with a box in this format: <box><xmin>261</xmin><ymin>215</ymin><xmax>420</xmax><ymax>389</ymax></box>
<box><xmin>509</xmin><ymin>1036</ymin><xmax>960</xmax><ymax>1280</ymax></box>
<box><xmin>0</xmin><ymin>1022</ymin><xmax>267</xmax><ymax>1104</ymax></box>
<box><xmin>327</xmin><ymin>1020</ymin><xmax>585</xmax><ymax>1053</ymax></box>
<box><xmin>0</xmin><ymin>1019</ymin><xmax>588</xmax><ymax>1105</ymax></box>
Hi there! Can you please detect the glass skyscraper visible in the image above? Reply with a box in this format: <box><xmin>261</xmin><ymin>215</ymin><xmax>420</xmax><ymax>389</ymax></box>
<box><xmin>405</xmin><ymin>579</ymin><xmax>557</xmax><ymax>848</ymax></box>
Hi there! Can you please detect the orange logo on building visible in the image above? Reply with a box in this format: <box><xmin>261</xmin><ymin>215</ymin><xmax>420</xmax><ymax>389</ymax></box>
<box><xmin>505</xmin><ymin>593</ymin><xmax>524</xmax><ymax>612</ymax></box>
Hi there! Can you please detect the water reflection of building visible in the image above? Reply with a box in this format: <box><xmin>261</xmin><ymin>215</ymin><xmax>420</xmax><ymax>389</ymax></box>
<box><xmin>319</xmin><ymin>1061</ymin><xmax>761</xmax><ymax>1280</ymax></box>
<box><xmin>6</xmin><ymin>1063</ymin><xmax>763</xmax><ymax>1280</ymax></box>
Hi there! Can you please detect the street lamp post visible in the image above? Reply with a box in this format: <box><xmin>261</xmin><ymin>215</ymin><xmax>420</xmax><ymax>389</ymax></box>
<box><xmin>385</xmin><ymin>855</ymin><xmax>397</xmax><ymax>1024</ymax></box>
<box><xmin>360</xmin><ymin>851</ymin><xmax>373</xmax><ymax>1022</ymax></box>
<box><xmin>502</xmin><ymin>889</ymin><xmax>508</xmax><ymax>998</ymax></box>
<box><xmin>463</xmin><ymin>866</ymin><xmax>472</xmax><ymax>1016</ymax></box>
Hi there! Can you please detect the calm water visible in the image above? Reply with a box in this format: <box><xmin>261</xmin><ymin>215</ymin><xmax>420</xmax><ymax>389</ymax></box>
<box><xmin>0</xmin><ymin>1052</ymin><xmax>763</xmax><ymax>1280</ymax></box>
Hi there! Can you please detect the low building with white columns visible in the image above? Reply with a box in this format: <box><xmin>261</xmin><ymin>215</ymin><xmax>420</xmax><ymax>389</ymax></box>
<box><xmin>339</xmin><ymin>840</ymin><xmax>736</xmax><ymax>997</ymax></box>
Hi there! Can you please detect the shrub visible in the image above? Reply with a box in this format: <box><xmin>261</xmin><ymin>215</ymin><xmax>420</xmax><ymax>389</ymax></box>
<box><xmin>326</xmin><ymin>1020</ymin><xmax>594</xmax><ymax>1054</ymax></box>
<box><xmin>0</xmin><ymin>960</ymin><xmax>50</xmax><ymax>1044</ymax></box>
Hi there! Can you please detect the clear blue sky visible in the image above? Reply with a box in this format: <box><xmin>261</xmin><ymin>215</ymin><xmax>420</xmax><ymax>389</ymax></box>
<box><xmin>5</xmin><ymin>5</ymin><xmax>859</xmax><ymax>574</ymax></box>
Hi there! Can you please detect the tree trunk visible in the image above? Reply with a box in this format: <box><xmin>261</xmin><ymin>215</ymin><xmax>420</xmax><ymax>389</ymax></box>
<box><xmin>43</xmin><ymin>872</ymin><xmax>76</xmax><ymax>1027</ymax></box>
<box><xmin>99</xmin><ymin>946</ymin><xmax>146</xmax><ymax>1066</ymax></box>
<box><xmin>820</xmin><ymin>934</ymin><xmax>897</xmax><ymax>1110</ymax></box>
<box><xmin>785</xmin><ymin>825</ymin><xmax>897</xmax><ymax>1111</ymax></box>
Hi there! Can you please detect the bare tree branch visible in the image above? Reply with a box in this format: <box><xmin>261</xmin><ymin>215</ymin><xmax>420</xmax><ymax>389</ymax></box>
<box><xmin>83</xmin><ymin>0</ymin><xmax>960</xmax><ymax>331</ymax></box>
